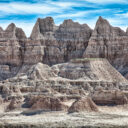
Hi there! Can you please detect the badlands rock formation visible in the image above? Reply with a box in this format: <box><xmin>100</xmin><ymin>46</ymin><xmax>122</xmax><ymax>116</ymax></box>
<box><xmin>0</xmin><ymin>16</ymin><xmax>128</xmax><ymax>80</ymax></box>
<box><xmin>0</xmin><ymin>16</ymin><xmax>128</xmax><ymax>120</ymax></box>
<box><xmin>29</xmin><ymin>17</ymin><xmax>92</xmax><ymax>65</ymax></box>
<box><xmin>68</xmin><ymin>97</ymin><xmax>98</xmax><ymax>113</ymax></box>
<box><xmin>0</xmin><ymin>58</ymin><xmax>127</xmax><ymax>113</ymax></box>
<box><xmin>0</xmin><ymin>23</ymin><xmax>26</xmax><ymax>80</ymax></box>
<box><xmin>52</xmin><ymin>58</ymin><xmax>127</xmax><ymax>83</ymax></box>
<box><xmin>0</xmin><ymin>23</ymin><xmax>26</xmax><ymax>66</ymax></box>
<box><xmin>29</xmin><ymin>96</ymin><xmax>68</xmax><ymax>111</ymax></box>
<box><xmin>83</xmin><ymin>16</ymin><xmax>128</xmax><ymax>78</ymax></box>
<box><xmin>92</xmin><ymin>89</ymin><xmax>128</xmax><ymax>105</ymax></box>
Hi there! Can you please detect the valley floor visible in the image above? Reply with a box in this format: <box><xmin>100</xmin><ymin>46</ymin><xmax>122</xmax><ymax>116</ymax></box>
<box><xmin>0</xmin><ymin>106</ymin><xmax>128</xmax><ymax>128</ymax></box>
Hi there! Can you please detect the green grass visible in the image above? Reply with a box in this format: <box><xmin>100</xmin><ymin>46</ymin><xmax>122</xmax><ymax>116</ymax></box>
<box><xmin>70</xmin><ymin>58</ymin><xmax>105</xmax><ymax>63</ymax></box>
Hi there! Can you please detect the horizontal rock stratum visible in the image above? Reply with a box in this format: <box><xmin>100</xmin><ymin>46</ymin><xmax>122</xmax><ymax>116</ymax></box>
<box><xmin>0</xmin><ymin>16</ymin><xmax>128</xmax><ymax>81</ymax></box>
<box><xmin>0</xmin><ymin>16</ymin><xmax>128</xmax><ymax>127</ymax></box>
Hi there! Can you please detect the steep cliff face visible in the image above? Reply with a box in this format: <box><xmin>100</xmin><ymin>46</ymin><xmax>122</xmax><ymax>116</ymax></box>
<box><xmin>29</xmin><ymin>17</ymin><xmax>92</xmax><ymax>65</ymax></box>
<box><xmin>29</xmin><ymin>16</ymin><xmax>128</xmax><ymax>79</ymax></box>
<box><xmin>24</xmin><ymin>17</ymin><xmax>57</xmax><ymax>65</ymax></box>
<box><xmin>0</xmin><ymin>23</ymin><xmax>26</xmax><ymax>66</ymax></box>
<box><xmin>0</xmin><ymin>16</ymin><xmax>128</xmax><ymax>80</ymax></box>
<box><xmin>30</xmin><ymin>17</ymin><xmax>57</xmax><ymax>40</ymax></box>
<box><xmin>0</xmin><ymin>23</ymin><xmax>27</xmax><ymax>80</ymax></box>
<box><xmin>83</xmin><ymin>16</ymin><xmax>128</xmax><ymax>77</ymax></box>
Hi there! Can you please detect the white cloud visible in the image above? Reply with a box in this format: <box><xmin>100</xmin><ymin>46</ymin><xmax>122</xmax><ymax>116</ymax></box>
<box><xmin>0</xmin><ymin>3</ymin><xmax>60</xmax><ymax>14</ymax></box>
<box><xmin>0</xmin><ymin>1</ymin><xmax>82</xmax><ymax>15</ymax></box>
<box><xmin>54</xmin><ymin>11</ymin><xmax>89</xmax><ymax>18</ymax></box>
<box><xmin>0</xmin><ymin>0</ymin><xmax>97</xmax><ymax>16</ymax></box>
<box><xmin>85</xmin><ymin>0</ymin><xmax>128</xmax><ymax>4</ymax></box>
<box><xmin>0</xmin><ymin>0</ymin><xmax>127</xmax><ymax>37</ymax></box>
<box><xmin>103</xmin><ymin>17</ymin><xmax>127</xmax><ymax>31</ymax></box>
<box><xmin>54</xmin><ymin>9</ymin><xmax>112</xmax><ymax>19</ymax></box>
<box><xmin>49</xmin><ymin>1</ymin><xmax>82</xmax><ymax>8</ymax></box>
<box><xmin>115</xmin><ymin>13</ymin><xmax>128</xmax><ymax>18</ymax></box>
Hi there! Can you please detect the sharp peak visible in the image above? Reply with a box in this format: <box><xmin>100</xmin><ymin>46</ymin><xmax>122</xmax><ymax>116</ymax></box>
<box><xmin>61</xmin><ymin>19</ymin><xmax>92</xmax><ymax>29</ymax></box>
<box><xmin>96</xmin><ymin>16</ymin><xmax>110</xmax><ymax>26</ymax></box>
<box><xmin>63</xmin><ymin>19</ymin><xmax>77</xmax><ymax>24</ymax></box>
<box><xmin>61</xmin><ymin>19</ymin><xmax>81</xmax><ymax>26</ymax></box>
<box><xmin>97</xmin><ymin>16</ymin><xmax>108</xmax><ymax>22</ymax></box>
<box><xmin>64</xmin><ymin>19</ymin><xmax>73</xmax><ymax>22</ymax></box>
<box><xmin>98</xmin><ymin>16</ymin><xmax>104</xmax><ymax>20</ymax></box>
<box><xmin>8</xmin><ymin>23</ymin><xmax>16</xmax><ymax>27</ymax></box>
<box><xmin>37</xmin><ymin>17</ymin><xmax>54</xmax><ymax>22</ymax></box>
<box><xmin>97</xmin><ymin>16</ymin><xmax>124</xmax><ymax>31</ymax></box>
<box><xmin>5</xmin><ymin>23</ymin><xmax>16</xmax><ymax>31</ymax></box>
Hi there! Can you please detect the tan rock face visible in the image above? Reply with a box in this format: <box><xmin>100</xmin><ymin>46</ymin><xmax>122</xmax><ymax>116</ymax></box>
<box><xmin>28</xmin><ymin>96</ymin><xmax>68</xmax><ymax>111</ymax></box>
<box><xmin>51</xmin><ymin>58</ymin><xmax>127</xmax><ymax>83</ymax></box>
<box><xmin>27</xmin><ymin>63</ymin><xmax>56</xmax><ymax>80</ymax></box>
<box><xmin>0</xmin><ymin>23</ymin><xmax>27</xmax><ymax>80</ymax></box>
<box><xmin>0</xmin><ymin>40</ymin><xmax>22</xmax><ymax>65</ymax></box>
<box><xmin>30</xmin><ymin>17</ymin><xmax>56</xmax><ymax>40</ymax></box>
<box><xmin>0</xmin><ymin>85</ymin><xmax>21</xmax><ymax>99</ymax></box>
<box><xmin>0</xmin><ymin>16</ymin><xmax>128</xmax><ymax>80</ymax></box>
<box><xmin>0</xmin><ymin>16</ymin><xmax>128</xmax><ymax>114</ymax></box>
<box><xmin>0</xmin><ymin>97</ymin><xmax>3</xmax><ymax>105</ymax></box>
<box><xmin>125</xmin><ymin>73</ymin><xmax>128</xmax><ymax>79</ymax></box>
<box><xmin>23</xmin><ymin>43</ymin><xmax>45</xmax><ymax>65</ymax></box>
<box><xmin>28</xmin><ymin>16</ymin><xmax>128</xmax><ymax>77</ymax></box>
<box><xmin>0</xmin><ymin>60</ymin><xmax>127</xmax><ymax>113</ymax></box>
<box><xmin>2</xmin><ymin>23</ymin><xmax>26</xmax><ymax>40</ymax></box>
<box><xmin>92</xmin><ymin>90</ymin><xmax>128</xmax><ymax>105</ymax></box>
<box><xmin>0</xmin><ymin>65</ymin><xmax>11</xmax><ymax>80</ymax></box>
<box><xmin>68</xmin><ymin>97</ymin><xmax>98</xmax><ymax>113</ymax></box>
<box><xmin>29</xmin><ymin>17</ymin><xmax>92</xmax><ymax>65</ymax></box>
<box><xmin>83</xmin><ymin>16</ymin><xmax>128</xmax><ymax>78</ymax></box>
<box><xmin>6</xmin><ymin>96</ymin><xmax>23</xmax><ymax>111</ymax></box>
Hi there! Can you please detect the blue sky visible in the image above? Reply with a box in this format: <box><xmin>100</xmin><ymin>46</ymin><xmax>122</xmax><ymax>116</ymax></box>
<box><xmin>0</xmin><ymin>0</ymin><xmax>128</xmax><ymax>36</ymax></box>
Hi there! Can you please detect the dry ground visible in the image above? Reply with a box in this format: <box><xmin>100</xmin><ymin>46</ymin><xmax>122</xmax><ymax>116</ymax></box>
<box><xmin>0</xmin><ymin>105</ymin><xmax>128</xmax><ymax>127</ymax></box>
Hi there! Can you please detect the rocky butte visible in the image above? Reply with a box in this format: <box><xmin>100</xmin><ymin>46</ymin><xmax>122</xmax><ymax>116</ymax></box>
<box><xmin>0</xmin><ymin>16</ymin><xmax>128</xmax><ymax>127</ymax></box>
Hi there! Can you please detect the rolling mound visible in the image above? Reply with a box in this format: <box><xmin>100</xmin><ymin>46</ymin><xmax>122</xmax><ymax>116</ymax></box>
<box><xmin>52</xmin><ymin>58</ymin><xmax>127</xmax><ymax>83</ymax></box>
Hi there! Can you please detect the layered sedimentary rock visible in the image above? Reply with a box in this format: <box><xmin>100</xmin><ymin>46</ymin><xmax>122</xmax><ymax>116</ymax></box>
<box><xmin>92</xmin><ymin>89</ymin><xmax>128</xmax><ymax>105</ymax></box>
<box><xmin>83</xmin><ymin>16</ymin><xmax>128</xmax><ymax>77</ymax></box>
<box><xmin>0</xmin><ymin>16</ymin><xmax>128</xmax><ymax>80</ymax></box>
<box><xmin>0</xmin><ymin>58</ymin><xmax>127</xmax><ymax>113</ymax></box>
<box><xmin>0</xmin><ymin>23</ymin><xmax>26</xmax><ymax>65</ymax></box>
<box><xmin>27</xmin><ymin>63</ymin><xmax>56</xmax><ymax>80</ymax></box>
<box><xmin>6</xmin><ymin>96</ymin><xmax>23</xmax><ymax>111</ymax></box>
<box><xmin>0</xmin><ymin>23</ymin><xmax>27</xmax><ymax>80</ymax></box>
<box><xmin>0</xmin><ymin>16</ymin><xmax>128</xmax><ymax>115</ymax></box>
<box><xmin>68</xmin><ymin>97</ymin><xmax>98</xmax><ymax>113</ymax></box>
<box><xmin>29</xmin><ymin>17</ymin><xmax>92</xmax><ymax>65</ymax></box>
<box><xmin>29</xmin><ymin>96</ymin><xmax>68</xmax><ymax>111</ymax></box>
<box><xmin>51</xmin><ymin>58</ymin><xmax>127</xmax><ymax>83</ymax></box>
